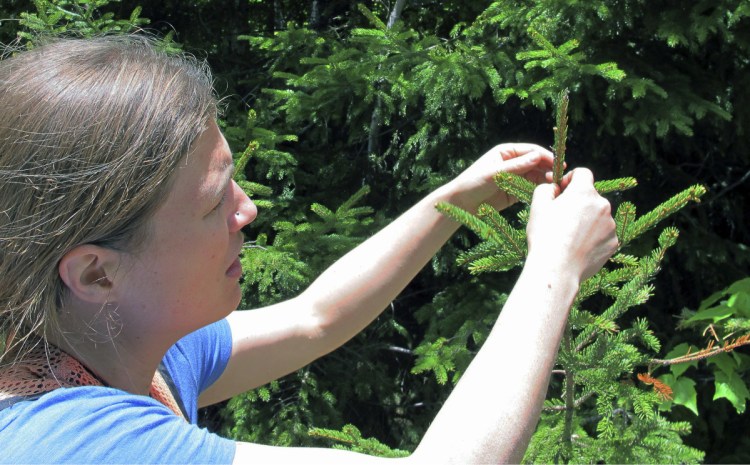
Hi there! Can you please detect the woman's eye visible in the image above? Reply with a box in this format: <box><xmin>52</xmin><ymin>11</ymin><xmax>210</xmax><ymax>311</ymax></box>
<box><xmin>212</xmin><ymin>191</ymin><xmax>228</xmax><ymax>213</ymax></box>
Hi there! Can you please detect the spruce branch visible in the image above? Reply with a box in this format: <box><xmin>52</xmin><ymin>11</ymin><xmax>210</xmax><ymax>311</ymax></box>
<box><xmin>365</xmin><ymin>0</ymin><xmax>407</xmax><ymax>156</ymax></box>
<box><xmin>627</xmin><ymin>185</ymin><xmax>707</xmax><ymax>241</ymax></box>
<box><xmin>476</xmin><ymin>204</ymin><xmax>526</xmax><ymax>258</ymax></box>
<box><xmin>552</xmin><ymin>89</ymin><xmax>569</xmax><ymax>185</ymax></box>
<box><xmin>493</xmin><ymin>171</ymin><xmax>535</xmax><ymax>204</ymax></box>
<box><xmin>467</xmin><ymin>254</ymin><xmax>522</xmax><ymax>274</ymax></box>
<box><xmin>561</xmin><ymin>328</ymin><xmax>575</xmax><ymax>457</ymax></box>
<box><xmin>456</xmin><ymin>241</ymin><xmax>502</xmax><ymax>267</ymax></box>
<box><xmin>308</xmin><ymin>424</ymin><xmax>409</xmax><ymax>458</ymax></box>
<box><xmin>457</xmin><ymin>242</ymin><xmax>525</xmax><ymax>274</ymax></box>
<box><xmin>544</xmin><ymin>391</ymin><xmax>596</xmax><ymax>412</ymax></box>
<box><xmin>615</xmin><ymin>202</ymin><xmax>637</xmax><ymax>245</ymax></box>
<box><xmin>594</xmin><ymin>177</ymin><xmax>637</xmax><ymax>195</ymax></box>
<box><xmin>435</xmin><ymin>202</ymin><xmax>502</xmax><ymax>243</ymax></box>
<box><xmin>234</xmin><ymin>140</ymin><xmax>258</xmax><ymax>182</ymax></box>
<box><xmin>637</xmin><ymin>373</ymin><xmax>674</xmax><ymax>401</ymax></box>
<box><xmin>434</xmin><ymin>90</ymin><xmax>705</xmax><ymax>463</ymax></box>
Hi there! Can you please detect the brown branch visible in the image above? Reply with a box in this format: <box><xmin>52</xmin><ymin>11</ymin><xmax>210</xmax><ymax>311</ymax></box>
<box><xmin>649</xmin><ymin>333</ymin><xmax>750</xmax><ymax>369</ymax></box>
<box><xmin>575</xmin><ymin>330</ymin><xmax>598</xmax><ymax>352</ymax></box>
<box><xmin>544</xmin><ymin>391</ymin><xmax>596</xmax><ymax>412</ymax></box>
<box><xmin>561</xmin><ymin>329</ymin><xmax>575</xmax><ymax>453</ymax></box>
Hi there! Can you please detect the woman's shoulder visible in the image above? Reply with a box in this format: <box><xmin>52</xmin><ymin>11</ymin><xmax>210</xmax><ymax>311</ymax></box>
<box><xmin>2</xmin><ymin>384</ymin><xmax>170</xmax><ymax>417</ymax></box>
<box><xmin>0</xmin><ymin>386</ymin><xmax>235</xmax><ymax>464</ymax></box>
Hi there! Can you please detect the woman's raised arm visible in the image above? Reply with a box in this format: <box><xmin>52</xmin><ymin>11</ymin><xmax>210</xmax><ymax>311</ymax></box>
<box><xmin>199</xmin><ymin>143</ymin><xmax>555</xmax><ymax>405</ymax></box>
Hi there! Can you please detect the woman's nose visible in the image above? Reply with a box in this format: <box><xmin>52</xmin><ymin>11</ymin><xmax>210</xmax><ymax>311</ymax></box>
<box><xmin>229</xmin><ymin>181</ymin><xmax>257</xmax><ymax>232</ymax></box>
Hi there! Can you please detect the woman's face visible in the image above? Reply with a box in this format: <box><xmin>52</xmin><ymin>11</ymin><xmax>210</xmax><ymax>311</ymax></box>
<box><xmin>117</xmin><ymin>121</ymin><xmax>257</xmax><ymax>337</ymax></box>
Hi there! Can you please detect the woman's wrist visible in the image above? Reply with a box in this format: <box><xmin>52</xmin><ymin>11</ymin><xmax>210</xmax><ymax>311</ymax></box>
<box><xmin>523</xmin><ymin>249</ymin><xmax>583</xmax><ymax>294</ymax></box>
<box><xmin>430</xmin><ymin>178</ymin><xmax>494</xmax><ymax>214</ymax></box>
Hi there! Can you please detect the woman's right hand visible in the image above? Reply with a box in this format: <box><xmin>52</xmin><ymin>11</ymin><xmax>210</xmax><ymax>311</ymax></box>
<box><xmin>526</xmin><ymin>168</ymin><xmax>619</xmax><ymax>283</ymax></box>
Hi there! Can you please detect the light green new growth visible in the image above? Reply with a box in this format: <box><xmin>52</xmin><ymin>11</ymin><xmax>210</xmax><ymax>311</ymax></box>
<box><xmin>594</xmin><ymin>177</ymin><xmax>638</xmax><ymax>194</ymax></box>
<box><xmin>553</xmin><ymin>89</ymin><xmax>569</xmax><ymax>185</ymax></box>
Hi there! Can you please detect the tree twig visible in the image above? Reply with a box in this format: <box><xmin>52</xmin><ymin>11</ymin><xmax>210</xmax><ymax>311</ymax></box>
<box><xmin>544</xmin><ymin>391</ymin><xmax>595</xmax><ymax>412</ymax></box>
<box><xmin>649</xmin><ymin>333</ymin><xmax>750</xmax><ymax>369</ymax></box>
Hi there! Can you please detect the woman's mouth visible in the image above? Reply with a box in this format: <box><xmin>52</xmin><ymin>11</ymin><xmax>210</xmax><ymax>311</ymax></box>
<box><xmin>226</xmin><ymin>256</ymin><xmax>243</xmax><ymax>278</ymax></box>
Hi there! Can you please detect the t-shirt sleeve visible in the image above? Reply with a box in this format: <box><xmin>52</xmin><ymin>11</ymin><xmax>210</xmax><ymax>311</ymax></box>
<box><xmin>162</xmin><ymin>318</ymin><xmax>233</xmax><ymax>422</ymax></box>
<box><xmin>0</xmin><ymin>387</ymin><xmax>236</xmax><ymax>464</ymax></box>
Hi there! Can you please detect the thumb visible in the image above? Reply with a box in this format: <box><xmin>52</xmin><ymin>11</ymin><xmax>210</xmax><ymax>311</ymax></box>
<box><xmin>527</xmin><ymin>183</ymin><xmax>559</xmax><ymax>246</ymax></box>
<box><xmin>530</xmin><ymin>183</ymin><xmax>559</xmax><ymax>213</ymax></box>
<box><xmin>562</xmin><ymin>167</ymin><xmax>595</xmax><ymax>192</ymax></box>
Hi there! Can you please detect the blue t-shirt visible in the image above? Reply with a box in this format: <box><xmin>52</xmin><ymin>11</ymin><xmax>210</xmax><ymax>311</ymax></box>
<box><xmin>0</xmin><ymin>320</ymin><xmax>236</xmax><ymax>464</ymax></box>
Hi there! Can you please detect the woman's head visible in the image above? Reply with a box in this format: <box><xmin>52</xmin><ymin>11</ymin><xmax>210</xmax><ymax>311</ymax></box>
<box><xmin>0</xmin><ymin>35</ymin><xmax>219</xmax><ymax>360</ymax></box>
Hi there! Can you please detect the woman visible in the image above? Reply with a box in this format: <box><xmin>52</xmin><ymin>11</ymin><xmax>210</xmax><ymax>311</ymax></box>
<box><xmin>0</xmin><ymin>35</ymin><xmax>617</xmax><ymax>463</ymax></box>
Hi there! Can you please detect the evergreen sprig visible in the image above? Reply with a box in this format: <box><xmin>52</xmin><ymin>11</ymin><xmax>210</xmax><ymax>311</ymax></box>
<box><xmin>594</xmin><ymin>177</ymin><xmax>638</xmax><ymax>194</ymax></box>
<box><xmin>553</xmin><ymin>89</ymin><xmax>569</xmax><ymax>185</ymax></box>
<box><xmin>493</xmin><ymin>172</ymin><xmax>536</xmax><ymax>204</ymax></box>
<box><xmin>18</xmin><ymin>0</ymin><xmax>151</xmax><ymax>44</ymax></box>
<box><xmin>308</xmin><ymin>424</ymin><xmax>409</xmax><ymax>458</ymax></box>
<box><xmin>625</xmin><ymin>185</ymin><xmax>707</xmax><ymax>242</ymax></box>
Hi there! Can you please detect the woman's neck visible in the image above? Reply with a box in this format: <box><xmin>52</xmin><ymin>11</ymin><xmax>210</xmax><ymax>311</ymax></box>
<box><xmin>49</xmin><ymin>304</ymin><xmax>178</xmax><ymax>395</ymax></box>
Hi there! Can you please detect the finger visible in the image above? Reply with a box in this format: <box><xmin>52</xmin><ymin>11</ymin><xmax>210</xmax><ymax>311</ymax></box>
<box><xmin>498</xmin><ymin>143</ymin><xmax>554</xmax><ymax>162</ymax></box>
<box><xmin>502</xmin><ymin>151</ymin><xmax>554</xmax><ymax>175</ymax></box>
<box><xmin>558</xmin><ymin>170</ymin><xmax>574</xmax><ymax>189</ymax></box>
<box><xmin>563</xmin><ymin>167</ymin><xmax>595</xmax><ymax>191</ymax></box>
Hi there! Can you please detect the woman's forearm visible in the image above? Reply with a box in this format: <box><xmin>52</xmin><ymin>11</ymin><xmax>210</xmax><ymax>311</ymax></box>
<box><xmin>411</xmin><ymin>259</ymin><xmax>579</xmax><ymax>464</ymax></box>
<box><xmin>298</xmin><ymin>184</ymin><xmax>462</xmax><ymax>350</ymax></box>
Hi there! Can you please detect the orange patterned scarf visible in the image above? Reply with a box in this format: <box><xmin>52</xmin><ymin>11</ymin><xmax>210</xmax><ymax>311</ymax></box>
<box><xmin>0</xmin><ymin>343</ymin><xmax>186</xmax><ymax>420</ymax></box>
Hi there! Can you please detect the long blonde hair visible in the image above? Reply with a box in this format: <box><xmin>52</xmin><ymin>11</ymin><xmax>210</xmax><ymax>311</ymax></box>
<box><xmin>0</xmin><ymin>35</ymin><xmax>218</xmax><ymax>363</ymax></box>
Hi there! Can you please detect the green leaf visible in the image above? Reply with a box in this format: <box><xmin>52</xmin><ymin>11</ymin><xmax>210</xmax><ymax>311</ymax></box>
<box><xmin>698</xmin><ymin>289</ymin><xmax>727</xmax><ymax>311</ymax></box>
<box><xmin>685</xmin><ymin>304</ymin><xmax>734</xmax><ymax>323</ymax></box>
<box><xmin>666</xmin><ymin>343</ymin><xmax>698</xmax><ymax>377</ymax></box>
<box><xmin>659</xmin><ymin>374</ymin><xmax>698</xmax><ymax>415</ymax></box>
<box><xmin>727</xmin><ymin>277</ymin><xmax>750</xmax><ymax>295</ymax></box>
<box><xmin>714</xmin><ymin>371</ymin><xmax>750</xmax><ymax>414</ymax></box>
<box><xmin>727</xmin><ymin>291</ymin><xmax>750</xmax><ymax>318</ymax></box>
<box><xmin>708</xmin><ymin>352</ymin><xmax>737</xmax><ymax>377</ymax></box>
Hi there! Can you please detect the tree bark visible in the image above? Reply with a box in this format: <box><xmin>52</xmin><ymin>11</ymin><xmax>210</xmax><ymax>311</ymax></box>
<box><xmin>367</xmin><ymin>0</ymin><xmax>407</xmax><ymax>157</ymax></box>
<box><xmin>309</xmin><ymin>0</ymin><xmax>321</xmax><ymax>30</ymax></box>
<box><xmin>273</xmin><ymin>0</ymin><xmax>285</xmax><ymax>30</ymax></box>
<box><xmin>387</xmin><ymin>0</ymin><xmax>406</xmax><ymax>28</ymax></box>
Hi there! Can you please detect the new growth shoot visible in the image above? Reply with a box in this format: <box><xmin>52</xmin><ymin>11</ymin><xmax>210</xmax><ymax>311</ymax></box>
<box><xmin>552</xmin><ymin>89</ymin><xmax>569</xmax><ymax>185</ymax></box>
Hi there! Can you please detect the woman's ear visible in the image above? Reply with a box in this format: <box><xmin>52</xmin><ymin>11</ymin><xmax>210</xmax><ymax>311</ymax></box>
<box><xmin>58</xmin><ymin>244</ymin><xmax>120</xmax><ymax>303</ymax></box>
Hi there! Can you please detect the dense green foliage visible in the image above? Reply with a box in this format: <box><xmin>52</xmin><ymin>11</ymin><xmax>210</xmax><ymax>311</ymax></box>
<box><xmin>3</xmin><ymin>0</ymin><xmax>749</xmax><ymax>462</ymax></box>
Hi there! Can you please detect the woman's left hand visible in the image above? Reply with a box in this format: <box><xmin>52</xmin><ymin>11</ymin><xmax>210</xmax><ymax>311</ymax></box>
<box><xmin>441</xmin><ymin>143</ymin><xmax>555</xmax><ymax>212</ymax></box>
